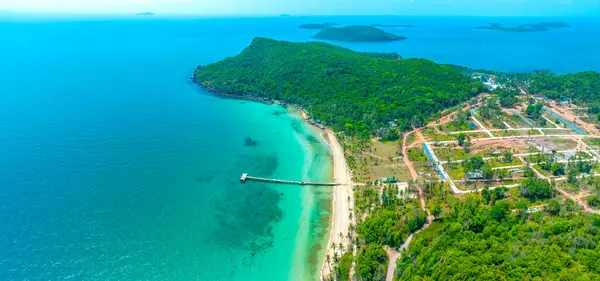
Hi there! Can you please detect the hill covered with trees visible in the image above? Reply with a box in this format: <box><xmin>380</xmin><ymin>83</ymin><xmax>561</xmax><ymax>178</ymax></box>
<box><xmin>529</xmin><ymin>71</ymin><xmax>600</xmax><ymax>103</ymax></box>
<box><xmin>195</xmin><ymin>38</ymin><xmax>486</xmax><ymax>136</ymax></box>
<box><xmin>396</xmin><ymin>192</ymin><xmax>600</xmax><ymax>280</ymax></box>
<box><xmin>313</xmin><ymin>26</ymin><xmax>407</xmax><ymax>42</ymax></box>
<box><xmin>299</xmin><ymin>22</ymin><xmax>339</xmax><ymax>29</ymax></box>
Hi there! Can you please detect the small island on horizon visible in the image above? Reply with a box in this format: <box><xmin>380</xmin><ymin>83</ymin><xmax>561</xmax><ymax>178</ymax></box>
<box><xmin>312</xmin><ymin>26</ymin><xmax>407</xmax><ymax>42</ymax></box>
<box><xmin>136</xmin><ymin>12</ymin><xmax>155</xmax><ymax>16</ymax></box>
<box><xmin>475</xmin><ymin>22</ymin><xmax>570</xmax><ymax>32</ymax></box>
<box><xmin>299</xmin><ymin>22</ymin><xmax>339</xmax><ymax>29</ymax></box>
<box><xmin>371</xmin><ymin>24</ymin><xmax>416</xmax><ymax>28</ymax></box>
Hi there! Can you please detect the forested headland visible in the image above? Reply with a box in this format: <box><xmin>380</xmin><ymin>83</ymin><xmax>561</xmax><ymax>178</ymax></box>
<box><xmin>194</xmin><ymin>38</ymin><xmax>486</xmax><ymax>137</ymax></box>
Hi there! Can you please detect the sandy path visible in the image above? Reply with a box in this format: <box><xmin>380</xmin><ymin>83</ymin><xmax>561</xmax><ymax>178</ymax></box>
<box><xmin>321</xmin><ymin>129</ymin><xmax>355</xmax><ymax>280</ymax></box>
<box><xmin>402</xmin><ymin>130</ymin><xmax>421</xmax><ymax>181</ymax></box>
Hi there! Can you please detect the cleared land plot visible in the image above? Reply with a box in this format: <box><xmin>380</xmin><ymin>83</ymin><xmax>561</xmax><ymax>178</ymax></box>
<box><xmin>438</xmin><ymin>119</ymin><xmax>477</xmax><ymax>132</ymax></box>
<box><xmin>421</xmin><ymin>127</ymin><xmax>455</xmax><ymax>141</ymax></box>
<box><xmin>526</xmin><ymin>152</ymin><xmax>568</xmax><ymax>163</ymax></box>
<box><xmin>472</xmin><ymin>112</ymin><xmax>506</xmax><ymax>130</ymax></box>
<box><xmin>542</xmin><ymin>112</ymin><xmax>568</xmax><ymax>128</ymax></box>
<box><xmin>492</xmin><ymin>129</ymin><xmax>542</xmax><ymax>137</ymax></box>
<box><xmin>370</xmin><ymin>164</ymin><xmax>413</xmax><ymax>182</ymax></box>
<box><xmin>528</xmin><ymin>138</ymin><xmax>579</xmax><ymax>151</ymax></box>
<box><xmin>414</xmin><ymin>163</ymin><xmax>440</xmax><ymax>180</ymax></box>
<box><xmin>584</xmin><ymin>138</ymin><xmax>600</xmax><ymax>150</ymax></box>
<box><xmin>541</xmin><ymin>129</ymin><xmax>578</xmax><ymax>135</ymax></box>
<box><xmin>558</xmin><ymin>180</ymin><xmax>586</xmax><ymax>194</ymax></box>
<box><xmin>504</xmin><ymin>112</ymin><xmax>534</xmax><ymax>129</ymax></box>
<box><xmin>408</xmin><ymin>146</ymin><xmax>440</xmax><ymax>180</ymax></box>
<box><xmin>371</xmin><ymin>141</ymin><xmax>401</xmax><ymax>159</ymax></box>
<box><xmin>568</xmin><ymin>151</ymin><xmax>594</xmax><ymax>160</ymax></box>
<box><xmin>354</xmin><ymin>141</ymin><xmax>412</xmax><ymax>182</ymax></box>
<box><xmin>471</xmin><ymin>139</ymin><xmax>537</xmax><ymax>155</ymax></box>
<box><xmin>454</xmin><ymin>179</ymin><xmax>523</xmax><ymax>192</ymax></box>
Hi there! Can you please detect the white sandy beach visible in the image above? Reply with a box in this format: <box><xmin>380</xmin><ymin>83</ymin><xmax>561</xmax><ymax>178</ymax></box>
<box><xmin>320</xmin><ymin>129</ymin><xmax>354</xmax><ymax>279</ymax></box>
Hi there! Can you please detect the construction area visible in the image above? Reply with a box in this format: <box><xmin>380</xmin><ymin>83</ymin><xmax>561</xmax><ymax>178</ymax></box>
<box><xmin>393</xmin><ymin>89</ymin><xmax>600</xmax><ymax>213</ymax></box>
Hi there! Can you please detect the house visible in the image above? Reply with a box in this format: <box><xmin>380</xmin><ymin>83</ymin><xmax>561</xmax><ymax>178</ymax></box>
<box><xmin>380</xmin><ymin>177</ymin><xmax>397</xmax><ymax>184</ymax></box>
<box><xmin>466</xmin><ymin>171</ymin><xmax>484</xmax><ymax>179</ymax></box>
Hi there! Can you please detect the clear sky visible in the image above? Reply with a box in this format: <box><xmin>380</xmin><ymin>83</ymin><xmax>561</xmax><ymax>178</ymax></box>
<box><xmin>1</xmin><ymin>0</ymin><xmax>599</xmax><ymax>16</ymax></box>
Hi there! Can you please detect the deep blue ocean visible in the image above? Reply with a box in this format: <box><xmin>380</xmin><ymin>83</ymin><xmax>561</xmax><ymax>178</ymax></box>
<box><xmin>0</xmin><ymin>15</ymin><xmax>599</xmax><ymax>280</ymax></box>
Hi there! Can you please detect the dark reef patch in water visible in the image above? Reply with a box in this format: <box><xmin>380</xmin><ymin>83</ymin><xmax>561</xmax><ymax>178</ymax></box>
<box><xmin>290</xmin><ymin>119</ymin><xmax>304</xmax><ymax>134</ymax></box>
<box><xmin>237</xmin><ymin>153</ymin><xmax>279</xmax><ymax>178</ymax></box>
<box><xmin>305</xmin><ymin>134</ymin><xmax>319</xmax><ymax>144</ymax></box>
<box><xmin>244</xmin><ymin>137</ymin><xmax>260</xmax><ymax>147</ymax></box>
<box><xmin>195</xmin><ymin>174</ymin><xmax>214</xmax><ymax>183</ymax></box>
<box><xmin>210</xmin><ymin>181</ymin><xmax>283</xmax><ymax>267</ymax></box>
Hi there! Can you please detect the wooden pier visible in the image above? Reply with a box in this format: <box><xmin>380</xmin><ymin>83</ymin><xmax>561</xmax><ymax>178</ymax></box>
<box><xmin>240</xmin><ymin>173</ymin><xmax>339</xmax><ymax>186</ymax></box>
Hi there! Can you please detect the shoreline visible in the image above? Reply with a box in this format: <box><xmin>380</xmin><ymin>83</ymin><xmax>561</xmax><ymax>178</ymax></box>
<box><xmin>194</xmin><ymin>81</ymin><xmax>355</xmax><ymax>280</ymax></box>
<box><xmin>319</xmin><ymin>128</ymin><xmax>354</xmax><ymax>280</ymax></box>
<box><xmin>285</xmin><ymin>108</ymin><xmax>335</xmax><ymax>281</ymax></box>
<box><xmin>298</xmin><ymin>111</ymin><xmax>355</xmax><ymax>280</ymax></box>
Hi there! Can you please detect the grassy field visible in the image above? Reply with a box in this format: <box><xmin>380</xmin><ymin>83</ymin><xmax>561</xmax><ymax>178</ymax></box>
<box><xmin>408</xmin><ymin>147</ymin><xmax>428</xmax><ymax>163</ymax></box>
<box><xmin>349</xmin><ymin>139</ymin><xmax>414</xmax><ymax>182</ymax></box>
<box><xmin>444</xmin><ymin>163</ymin><xmax>465</xmax><ymax>180</ymax></box>
<box><xmin>422</xmin><ymin>127</ymin><xmax>455</xmax><ymax>142</ymax></box>
<box><xmin>370</xmin><ymin>164</ymin><xmax>412</xmax><ymax>182</ymax></box>
<box><xmin>504</xmin><ymin>113</ymin><xmax>533</xmax><ymax>129</ymax></box>
<box><xmin>584</xmin><ymin>138</ymin><xmax>600</xmax><ymax>149</ymax></box>
<box><xmin>488</xmin><ymin>157</ymin><xmax>523</xmax><ymax>168</ymax></box>
<box><xmin>434</xmin><ymin>147</ymin><xmax>470</xmax><ymax>161</ymax></box>
<box><xmin>371</xmin><ymin>141</ymin><xmax>401</xmax><ymax>159</ymax></box>
<box><xmin>439</xmin><ymin>120</ymin><xmax>474</xmax><ymax>132</ymax></box>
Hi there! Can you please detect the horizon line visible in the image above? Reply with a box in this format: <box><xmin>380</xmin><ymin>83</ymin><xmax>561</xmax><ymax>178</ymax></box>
<box><xmin>0</xmin><ymin>11</ymin><xmax>594</xmax><ymax>18</ymax></box>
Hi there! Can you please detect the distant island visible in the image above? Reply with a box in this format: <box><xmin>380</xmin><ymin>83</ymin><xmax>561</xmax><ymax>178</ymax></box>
<box><xmin>371</xmin><ymin>24</ymin><xmax>416</xmax><ymax>28</ymax></box>
<box><xmin>298</xmin><ymin>22</ymin><xmax>339</xmax><ymax>30</ymax></box>
<box><xmin>279</xmin><ymin>14</ymin><xmax>291</xmax><ymax>17</ymax></box>
<box><xmin>312</xmin><ymin>26</ymin><xmax>407</xmax><ymax>42</ymax></box>
<box><xmin>136</xmin><ymin>12</ymin><xmax>155</xmax><ymax>16</ymax></box>
<box><xmin>475</xmin><ymin>22</ymin><xmax>570</xmax><ymax>32</ymax></box>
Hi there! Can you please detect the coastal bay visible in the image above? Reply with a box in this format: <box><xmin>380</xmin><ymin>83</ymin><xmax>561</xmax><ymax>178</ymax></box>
<box><xmin>0</xmin><ymin>18</ymin><xmax>335</xmax><ymax>281</ymax></box>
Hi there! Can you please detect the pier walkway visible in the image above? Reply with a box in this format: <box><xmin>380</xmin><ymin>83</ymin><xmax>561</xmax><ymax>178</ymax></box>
<box><xmin>240</xmin><ymin>173</ymin><xmax>340</xmax><ymax>186</ymax></box>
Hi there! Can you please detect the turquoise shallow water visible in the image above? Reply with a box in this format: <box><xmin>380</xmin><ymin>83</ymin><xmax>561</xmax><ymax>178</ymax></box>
<box><xmin>1</xmin><ymin>15</ymin><xmax>599</xmax><ymax>280</ymax></box>
<box><xmin>0</xmin><ymin>18</ymin><xmax>333</xmax><ymax>280</ymax></box>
